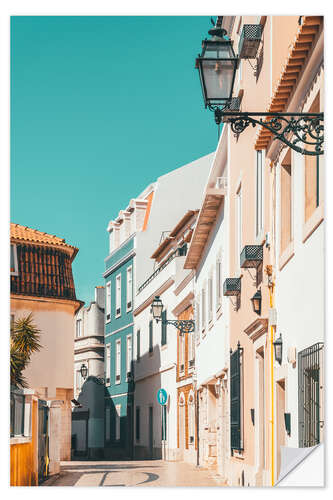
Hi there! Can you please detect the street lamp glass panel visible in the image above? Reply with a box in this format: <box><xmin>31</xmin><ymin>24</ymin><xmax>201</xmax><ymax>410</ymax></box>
<box><xmin>151</xmin><ymin>296</ymin><xmax>163</xmax><ymax>320</ymax></box>
<box><xmin>201</xmin><ymin>59</ymin><xmax>235</xmax><ymax>102</ymax></box>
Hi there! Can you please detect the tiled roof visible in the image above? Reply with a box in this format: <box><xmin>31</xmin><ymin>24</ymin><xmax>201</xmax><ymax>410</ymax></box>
<box><xmin>255</xmin><ymin>16</ymin><xmax>323</xmax><ymax>151</ymax></box>
<box><xmin>10</xmin><ymin>223</ymin><xmax>78</xmax><ymax>259</ymax></box>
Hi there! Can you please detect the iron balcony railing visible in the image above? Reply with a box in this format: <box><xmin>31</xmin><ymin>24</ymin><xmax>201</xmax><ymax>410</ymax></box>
<box><xmin>298</xmin><ymin>342</ymin><xmax>324</xmax><ymax>447</ymax></box>
<box><xmin>240</xmin><ymin>245</ymin><xmax>263</xmax><ymax>269</ymax></box>
<box><xmin>137</xmin><ymin>246</ymin><xmax>187</xmax><ymax>294</ymax></box>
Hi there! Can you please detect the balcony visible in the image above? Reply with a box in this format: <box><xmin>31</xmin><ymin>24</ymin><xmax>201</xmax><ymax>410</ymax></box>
<box><xmin>223</xmin><ymin>278</ymin><xmax>241</xmax><ymax>296</ymax></box>
<box><xmin>137</xmin><ymin>247</ymin><xmax>182</xmax><ymax>294</ymax></box>
<box><xmin>238</xmin><ymin>24</ymin><xmax>263</xmax><ymax>59</ymax></box>
<box><xmin>240</xmin><ymin>245</ymin><xmax>263</xmax><ymax>269</ymax></box>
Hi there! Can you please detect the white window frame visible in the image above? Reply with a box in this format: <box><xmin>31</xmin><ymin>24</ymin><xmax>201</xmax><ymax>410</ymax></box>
<box><xmin>126</xmin><ymin>335</ymin><xmax>132</xmax><ymax>380</ymax></box>
<box><xmin>105</xmin><ymin>344</ymin><xmax>111</xmax><ymax>386</ymax></box>
<box><xmin>237</xmin><ymin>186</ymin><xmax>242</xmax><ymax>270</ymax></box>
<box><xmin>115</xmin><ymin>339</ymin><xmax>121</xmax><ymax>384</ymax></box>
<box><xmin>201</xmin><ymin>286</ymin><xmax>206</xmax><ymax>334</ymax></box>
<box><xmin>188</xmin><ymin>331</ymin><xmax>195</xmax><ymax>371</ymax></box>
<box><xmin>115</xmin><ymin>404</ymin><xmax>121</xmax><ymax>441</ymax></box>
<box><xmin>179</xmin><ymin>332</ymin><xmax>185</xmax><ymax>375</ymax></box>
<box><xmin>76</xmin><ymin>369</ymin><xmax>83</xmax><ymax>393</ymax></box>
<box><xmin>208</xmin><ymin>272</ymin><xmax>213</xmax><ymax>323</ymax></box>
<box><xmin>126</xmin><ymin>266</ymin><xmax>133</xmax><ymax>312</ymax></box>
<box><xmin>256</xmin><ymin>150</ymin><xmax>264</xmax><ymax>238</ymax></box>
<box><xmin>216</xmin><ymin>253</ymin><xmax>222</xmax><ymax>311</ymax></box>
<box><xmin>10</xmin><ymin>244</ymin><xmax>19</xmax><ymax>276</ymax></box>
<box><xmin>115</xmin><ymin>274</ymin><xmax>121</xmax><ymax>318</ymax></box>
<box><xmin>76</xmin><ymin>319</ymin><xmax>82</xmax><ymax>338</ymax></box>
<box><xmin>106</xmin><ymin>281</ymin><xmax>111</xmax><ymax>323</ymax></box>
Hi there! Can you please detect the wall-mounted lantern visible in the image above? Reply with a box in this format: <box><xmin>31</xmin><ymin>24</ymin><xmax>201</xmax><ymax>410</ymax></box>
<box><xmin>273</xmin><ymin>334</ymin><xmax>283</xmax><ymax>365</ymax></box>
<box><xmin>151</xmin><ymin>296</ymin><xmax>195</xmax><ymax>334</ymax></box>
<box><xmin>250</xmin><ymin>289</ymin><xmax>262</xmax><ymax>315</ymax></box>
<box><xmin>195</xmin><ymin>17</ymin><xmax>324</xmax><ymax>156</ymax></box>
<box><xmin>80</xmin><ymin>363</ymin><xmax>88</xmax><ymax>380</ymax></box>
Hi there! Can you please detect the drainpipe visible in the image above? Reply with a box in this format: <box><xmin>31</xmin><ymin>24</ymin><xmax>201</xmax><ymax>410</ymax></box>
<box><xmin>196</xmin><ymin>388</ymin><xmax>200</xmax><ymax>467</ymax></box>
<box><xmin>268</xmin><ymin>273</ymin><xmax>275</xmax><ymax>486</ymax></box>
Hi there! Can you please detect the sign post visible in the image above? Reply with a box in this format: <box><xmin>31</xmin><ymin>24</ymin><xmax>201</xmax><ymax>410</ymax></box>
<box><xmin>157</xmin><ymin>389</ymin><xmax>168</xmax><ymax>460</ymax></box>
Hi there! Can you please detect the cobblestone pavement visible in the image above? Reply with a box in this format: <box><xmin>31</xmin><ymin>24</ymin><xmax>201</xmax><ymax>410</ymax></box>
<box><xmin>42</xmin><ymin>460</ymin><xmax>227</xmax><ymax>487</ymax></box>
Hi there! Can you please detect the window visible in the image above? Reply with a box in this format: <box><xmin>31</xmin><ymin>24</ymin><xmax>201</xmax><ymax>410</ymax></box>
<box><xmin>280</xmin><ymin>150</ymin><xmax>293</xmax><ymax>254</ymax></box>
<box><xmin>195</xmin><ymin>298</ymin><xmax>200</xmax><ymax>344</ymax></box>
<box><xmin>76</xmin><ymin>319</ymin><xmax>82</xmax><ymax>338</ymax></box>
<box><xmin>237</xmin><ymin>187</ymin><xmax>242</xmax><ymax>268</ymax></box>
<box><xmin>105</xmin><ymin>406</ymin><xmax>111</xmax><ymax>441</ymax></box>
<box><xmin>179</xmin><ymin>333</ymin><xmax>185</xmax><ymax>374</ymax></box>
<box><xmin>105</xmin><ymin>344</ymin><xmax>111</xmax><ymax>385</ymax></box>
<box><xmin>115</xmin><ymin>404</ymin><xmax>121</xmax><ymax>441</ymax></box>
<box><xmin>10</xmin><ymin>244</ymin><xmax>18</xmax><ymax>275</ymax></box>
<box><xmin>230</xmin><ymin>344</ymin><xmax>243</xmax><ymax>453</ymax></box>
<box><xmin>161</xmin><ymin>310</ymin><xmax>167</xmax><ymax>346</ymax></box>
<box><xmin>178</xmin><ymin>243</ymin><xmax>188</xmax><ymax>256</ymax></box>
<box><xmin>116</xmin><ymin>274</ymin><xmax>121</xmax><ymax>317</ymax></box>
<box><xmin>126</xmin><ymin>266</ymin><xmax>133</xmax><ymax>311</ymax></box>
<box><xmin>149</xmin><ymin>320</ymin><xmax>153</xmax><ymax>353</ymax></box>
<box><xmin>208</xmin><ymin>274</ymin><xmax>213</xmax><ymax>322</ymax></box>
<box><xmin>216</xmin><ymin>255</ymin><xmax>222</xmax><ymax>310</ymax></box>
<box><xmin>76</xmin><ymin>370</ymin><xmax>84</xmax><ymax>393</ymax></box>
<box><xmin>305</xmin><ymin>92</ymin><xmax>320</xmax><ymax>222</ymax></box>
<box><xmin>188</xmin><ymin>331</ymin><xmax>195</xmax><ymax>368</ymax></box>
<box><xmin>256</xmin><ymin>150</ymin><xmax>264</xmax><ymax>237</ymax></box>
<box><xmin>126</xmin><ymin>335</ymin><xmax>132</xmax><ymax>379</ymax></box>
<box><xmin>136</xmin><ymin>407</ymin><xmax>140</xmax><ymax>441</ymax></box>
<box><xmin>106</xmin><ymin>282</ymin><xmax>111</xmax><ymax>322</ymax></box>
<box><xmin>298</xmin><ymin>343</ymin><xmax>324</xmax><ymax>447</ymax></box>
<box><xmin>116</xmin><ymin>339</ymin><xmax>121</xmax><ymax>383</ymax></box>
<box><xmin>136</xmin><ymin>330</ymin><xmax>141</xmax><ymax>362</ymax></box>
<box><xmin>201</xmin><ymin>287</ymin><xmax>206</xmax><ymax>332</ymax></box>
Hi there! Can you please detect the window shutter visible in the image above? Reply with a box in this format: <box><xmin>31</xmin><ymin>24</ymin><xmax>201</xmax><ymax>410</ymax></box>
<box><xmin>230</xmin><ymin>343</ymin><xmax>243</xmax><ymax>451</ymax></box>
<box><xmin>161</xmin><ymin>310</ymin><xmax>167</xmax><ymax>345</ymax></box>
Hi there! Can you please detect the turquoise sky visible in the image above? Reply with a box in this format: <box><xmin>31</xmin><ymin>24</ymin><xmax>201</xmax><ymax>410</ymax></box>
<box><xmin>11</xmin><ymin>16</ymin><xmax>217</xmax><ymax>305</ymax></box>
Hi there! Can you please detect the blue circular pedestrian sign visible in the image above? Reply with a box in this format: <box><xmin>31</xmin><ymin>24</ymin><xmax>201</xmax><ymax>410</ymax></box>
<box><xmin>157</xmin><ymin>388</ymin><xmax>168</xmax><ymax>406</ymax></box>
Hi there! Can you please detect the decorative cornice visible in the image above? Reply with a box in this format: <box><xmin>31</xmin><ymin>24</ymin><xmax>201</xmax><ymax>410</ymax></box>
<box><xmin>244</xmin><ymin>318</ymin><xmax>268</xmax><ymax>342</ymax></box>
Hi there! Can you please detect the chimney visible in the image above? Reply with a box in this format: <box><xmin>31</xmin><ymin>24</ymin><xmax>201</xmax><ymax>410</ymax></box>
<box><xmin>95</xmin><ymin>286</ymin><xmax>105</xmax><ymax>310</ymax></box>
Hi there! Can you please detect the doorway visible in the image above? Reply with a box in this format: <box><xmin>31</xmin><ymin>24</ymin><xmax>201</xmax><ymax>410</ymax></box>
<box><xmin>276</xmin><ymin>379</ymin><xmax>286</xmax><ymax>479</ymax></box>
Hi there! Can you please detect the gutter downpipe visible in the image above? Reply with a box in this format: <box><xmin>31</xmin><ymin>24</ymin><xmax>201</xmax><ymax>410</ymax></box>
<box><xmin>269</xmin><ymin>282</ymin><xmax>275</xmax><ymax>486</ymax></box>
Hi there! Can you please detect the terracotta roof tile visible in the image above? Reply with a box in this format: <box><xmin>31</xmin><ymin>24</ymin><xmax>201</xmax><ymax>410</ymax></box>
<box><xmin>10</xmin><ymin>223</ymin><xmax>78</xmax><ymax>258</ymax></box>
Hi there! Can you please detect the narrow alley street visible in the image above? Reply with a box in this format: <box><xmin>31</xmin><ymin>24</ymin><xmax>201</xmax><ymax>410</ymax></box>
<box><xmin>41</xmin><ymin>460</ymin><xmax>227</xmax><ymax>487</ymax></box>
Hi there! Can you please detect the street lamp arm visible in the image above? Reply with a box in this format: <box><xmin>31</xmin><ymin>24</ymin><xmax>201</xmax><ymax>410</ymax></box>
<box><xmin>214</xmin><ymin>110</ymin><xmax>324</xmax><ymax>156</ymax></box>
<box><xmin>156</xmin><ymin>318</ymin><xmax>195</xmax><ymax>334</ymax></box>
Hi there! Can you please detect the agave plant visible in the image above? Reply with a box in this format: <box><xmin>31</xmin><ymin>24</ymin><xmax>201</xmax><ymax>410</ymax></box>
<box><xmin>10</xmin><ymin>313</ymin><xmax>42</xmax><ymax>388</ymax></box>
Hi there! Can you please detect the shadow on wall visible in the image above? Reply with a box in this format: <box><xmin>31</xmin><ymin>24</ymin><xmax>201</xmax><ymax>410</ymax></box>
<box><xmin>71</xmin><ymin>376</ymin><xmax>106</xmax><ymax>460</ymax></box>
<box><xmin>132</xmin><ymin>342</ymin><xmax>164</xmax><ymax>460</ymax></box>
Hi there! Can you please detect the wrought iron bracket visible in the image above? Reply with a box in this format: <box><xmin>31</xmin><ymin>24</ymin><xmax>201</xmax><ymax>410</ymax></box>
<box><xmin>213</xmin><ymin>109</ymin><xmax>324</xmax><ymax>156</ymax></box>
<box><xmin>156</xmin><ymin>318</ymin><xmax>195</xmax><ymax>334</ymax></box>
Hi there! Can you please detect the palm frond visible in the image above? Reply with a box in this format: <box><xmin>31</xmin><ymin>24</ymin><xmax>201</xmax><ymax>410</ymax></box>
<box><xmin>11</xmin><ymin>313</ymin><xmax>42</xmax><ymax>359</ymax></box>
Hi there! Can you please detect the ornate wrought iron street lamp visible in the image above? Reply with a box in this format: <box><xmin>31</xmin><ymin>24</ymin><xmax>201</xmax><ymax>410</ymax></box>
<box><xmin>195</xmin><ymin>17</ymin><xmax>324</xmax><ymax>156</ymax></box>
<box><xmin>250</xmin><ymin>289</ymin><xmax>262</xmax><ymax>315</ymax></box>
<box><xmin>151</xmin><ymin>296</ymin><xmax>195</xmax><ymax>334</ymax></box>
<box><xmin>273</xmin><ymin>334</ymin><xmax>283</xmax><ymax>365</ymax></box>
<box><xmin>80</xmin><ymin>363</ymin><xmax>88</xmax><ymax>380</ymax></box>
